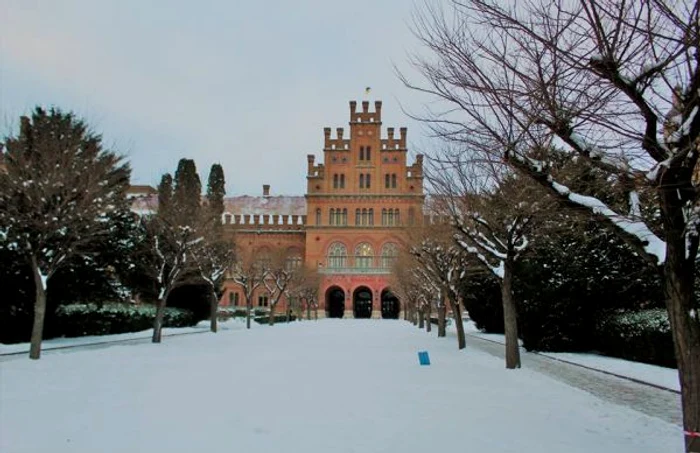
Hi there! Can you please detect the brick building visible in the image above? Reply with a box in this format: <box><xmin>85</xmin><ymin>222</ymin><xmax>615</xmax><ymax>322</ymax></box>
<box><xmin>132</xmin><ymin>100</ymin><xmax>424</xmax><ymax>318</ymax></box>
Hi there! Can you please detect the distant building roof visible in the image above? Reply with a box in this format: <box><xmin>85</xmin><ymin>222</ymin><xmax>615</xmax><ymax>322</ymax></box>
<box><xmin>126</xmin><ymin>185</ymin><xmax>157</xmax><ymax>197</ymax></box>
<box><xmin>224</xmin><ymin>195</ymin><xmax>306</xmax><ymax>216</ymax></box>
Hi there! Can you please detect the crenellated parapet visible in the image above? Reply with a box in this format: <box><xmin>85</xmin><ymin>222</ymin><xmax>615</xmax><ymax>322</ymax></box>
<box><xmin>349</xmin><ymin>100</ymin><xmax>382</xmax><ymax>124</ymax></box>
<box><xmin>323</xmin><ymin>127</ymin><xmax>350</xmax><ymax>151</ymax></box>
<box><xmin>307</xmin><ymin>154</ymin><xmax>324</xmax><ymax>178</ymax></box>
<box><xmin>222</xmin><ymin>213</ymin><xmax>307</xmax><ymax>229</ymax></box>
<box><xmin>381</xmin><ymin>127</ymin><xmax>407</xmax><ymax>151</ymax></box>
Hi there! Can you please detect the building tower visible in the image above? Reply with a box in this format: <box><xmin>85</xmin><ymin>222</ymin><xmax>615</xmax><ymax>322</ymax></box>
<box><xmin>305</xmin><ymin>100</ymin><xmax>424</xmax><ymax>318</ymax></box>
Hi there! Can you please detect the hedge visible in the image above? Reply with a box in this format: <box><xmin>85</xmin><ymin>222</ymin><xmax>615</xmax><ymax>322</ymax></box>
<box><xmin>55</xmin><ymin>303</ymin><xmax>196</xmax><ymax>337</ymax></box>
<box><xmin>254</xmin><ymin>314</ymin><xmax>297</xmax><ymax>324</ymax></box>
<box><xmin>595</xmin><ymin>309</ymin><xmax>675</xmax><ymax>368</ymax></box>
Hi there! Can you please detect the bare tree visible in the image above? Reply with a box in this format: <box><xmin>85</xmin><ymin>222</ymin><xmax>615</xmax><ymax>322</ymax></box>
<box><xmin>0</xmin><ymin>108</ymin><xmax>130</xmax><ymax>359</ymax></box>
<box><xmin>263</xmin><ymin>250</ymin><xmax>297</xmax><ymax>326</ymax></box>
<box><xmin>405</xmin><ymin>1</ymin><xmax>700</xmax><ymax>447</ymax></box>
<box><xmin>190</xmin><ymin>236</ymin><xmax>235</xmax><ymax>333</ymax></box>
<box><xmin>409</xmin><ymin>222</ymin><xmax>471</xmax><ymax>350</ymax></box>
<box><xmin>230</xmin><ymin>248</ymin><xmax>267</xmax><ymax>329</ymax></box>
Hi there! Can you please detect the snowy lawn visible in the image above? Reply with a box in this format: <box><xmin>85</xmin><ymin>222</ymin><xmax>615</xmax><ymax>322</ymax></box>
<box><xmin>459</xmin><ymin>320</ymin><xmax>680</xmax><ymax>392</ymax></box>
<box><xmin>0</xmin><ymin>320</ymin><xmax>681</xmax><ymax>453</ymax></box>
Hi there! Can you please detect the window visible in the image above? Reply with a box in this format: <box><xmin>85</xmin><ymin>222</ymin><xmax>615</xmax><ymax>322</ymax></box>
<box><xmin>361</xmin><ymin>208</ymin><xmax>368</xmax><ymax>226</ymax></box>
<box><xmin>408</xmin><ymin>207</ymin><xmax>415</xmax><ymax>226</ymax></box>
<box><xmin>394</xmin><ymin>209</ymin><xmax>400</xmax><ymax>225</ymax></box>
<box><xmin>366</xmin><ymin>146</ymin><xmax>371</xmax><ymax>160</ymax></box>
<box><xmin>366</xmin><ymin>174</ymin><xmax>371</xmax><ymax>189</ymax></box>
<box><xmin>316</xmin><ymin>208</ymin><xmax>321</xmax><ymax>225</ymax></box>
<box><xmin>342</xmin><ymin>208</ymin><xmax>348</xmax><ymax>225</ymax></box>
<box><xmin>333</xmin><ymin>174</ymin><xmax>339</xmax><ymax>189</ymax></box>
<box><xmin>385</xmin><ymin>174</ymin><xmax>390</xmax><ymax>188</ymax></box>
<box><xmin>391</xmin><ymin>174</ymin><xmax>397</xmax><ymax>188</ymax></box>
<box><xmin>285</xmin><ymin>255</ymin><xmax>302</xmax><ymax>271</ymax></box>
<box><xmin>368</xmin><ymin>208</ymin><xmax>374</xmax><ymax>226</ymax></box>
<box><xmin>229</xmin><ymin>292</ymin><xmax>240</xmax><ymax>306</ymax></box>
<box><xmin>355</xmin><ymin>242</ymin><xmax>374</xmax><ymax>268</ymax></box>
<box><xmin>381</xmin><ymin>243</ymin><xmax>399</xmax><ymax>268</ymax></box>
<box><xmin>359</xmin><ymin>174</ymin><xmax>365</xmax><ymax>189</ymax></box>
<box><xmin>359</xmin><ymin>146</ymin><xmax>365</xmax><ymax>160</ymax></box>
<box><xmin>329</xmin><ymin>208</ymin><xmax>335</xmax><ymax>225</ymax></box>
<box><xmin>382</xmin><ymin>208</ymin><xmax>387</xmax><ymax>226</ymax></box>
<box><xmin>328</xmin><ymin>242</ymin><xmax>348</xmax><ymax>268</ymax></box>
<box><xmin>258</xmin><ymin>294</ymin><xmax>269</xmax><ymax>307</ymax></box>
<box><xmin>388</xmin><ymin>209</ymin><xmax>394</xmax><ymax>226</ymax></box>
<box><xmin>355</xmin><ymin>208</ymin><xmax>361</xmax><ymax>226</ymax></box>
<box><xmin>340</xmin><ymin>174</ymin><xmax>345</xmax><ymax>188</ymax></box>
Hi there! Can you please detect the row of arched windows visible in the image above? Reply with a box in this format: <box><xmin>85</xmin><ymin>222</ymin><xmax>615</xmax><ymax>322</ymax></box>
<box><xmin>329</xmin><ymin>208</ymin><xmax>348</xmax><ymax>225</ymax></box>
<box><xmin>315</xmin><ymin>208</ymin><xmax>412</xmax><ymax>226</ymax></box>
<box><xmin>327</xmin><ymin>242</ymin><xmax>399</xmax><ymax>269</ymax></box>
<box><xmin>359</xmin><ymin>173</ymin><xmax>371</xmax><ymax>189</ymax></box>
<box><xmin>359</xmin><ymin>146</ymin><xmax>372</xmax><ymax>161</ymax></box>
<box><xmin>332</xmin><ymin>174</ymin><xmax>345</xmax><ymax>189</ymax></box>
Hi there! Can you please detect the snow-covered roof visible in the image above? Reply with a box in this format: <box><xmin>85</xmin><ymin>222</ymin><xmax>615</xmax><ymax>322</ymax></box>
<box><xmin>224</xmin><ymin>195</ymin><xmax>306</xmax><ymax>216</ymax></box>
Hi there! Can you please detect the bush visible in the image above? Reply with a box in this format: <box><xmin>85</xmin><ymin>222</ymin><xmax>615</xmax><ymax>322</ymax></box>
<box><xmin>253</xmin><ymin>314</ymin><xmax>296</xmax><ymax>324</ymax></box>
<box><xmin>55</xmin><ymin>303</ymin><xmax>196</xmax><ymax>337</ymax></box>
<box><xmin>460</xmin><ymin>272</ymin><xmax>504</xmax><ymax>333</ymax></box>
<box><xmin>595</xmin><ymin>309</ymin><xmax>675</xmax><ymax>368</ymax></box>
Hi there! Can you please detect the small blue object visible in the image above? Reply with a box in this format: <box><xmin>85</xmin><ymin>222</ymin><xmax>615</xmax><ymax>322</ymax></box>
<box><xmin>418</xmin><ymin>351</ymin><xmax>431</xmax><ymax>366</ymax></box>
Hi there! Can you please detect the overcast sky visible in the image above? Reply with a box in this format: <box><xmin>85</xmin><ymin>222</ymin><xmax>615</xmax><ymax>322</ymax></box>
<box><xmin>0</xmin><ymin>0</ymin><xmax>438</xmax><ymax>196</ymax></box>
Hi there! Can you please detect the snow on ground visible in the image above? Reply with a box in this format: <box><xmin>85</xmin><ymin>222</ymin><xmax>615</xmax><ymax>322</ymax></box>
<box><xmin>0</xmin><ymin>320</ymin><xmax>681</xmax><ymax>453</ymax></box>
<box><xmin>0</xmin><ymin>318</ymin><xmax>249</xmax><ymax>355</ymax></box>
<box><xmin>460</xmin><ymin>320</ymin><xmax>680</xmax><ymax>392</ymax></box>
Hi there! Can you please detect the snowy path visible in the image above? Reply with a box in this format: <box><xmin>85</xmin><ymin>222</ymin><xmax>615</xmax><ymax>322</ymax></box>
<box><xmin>461</xmin><ymin>333</ymin><xmax>682</xmax><ymax>427</ymax></box>
<box><xmin>0</xmin><ymin>320</ymin><xmax>682</xmax><ymax>452</ymax></box>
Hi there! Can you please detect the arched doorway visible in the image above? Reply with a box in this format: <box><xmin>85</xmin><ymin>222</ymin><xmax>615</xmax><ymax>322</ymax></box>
<box><xmin>326</xmin><ymin>287</ymin><xmax>345</xmax><ymax>318</ymax></box>
<box><xmin>353</xmin><ymin>287</ymin><xmax>373</xmax><ymax>319</ymax></box>
<box><xmin>381</xmin><ymin>289</ymin><xmax>400</xmax><ymax>319</ymax></box>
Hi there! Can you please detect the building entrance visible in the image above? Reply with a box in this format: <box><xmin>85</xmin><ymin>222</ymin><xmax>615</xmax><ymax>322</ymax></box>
<box><xmin>326</xmin><ymin>287</ymin><xmax>345</xmax><ymax>318</ymax></box>
<box><xmin>353</xmin><ymin>287</ymin><xmax>373</xmax><ymax>318</ymax></box>
<box><xmin>381</xmin><ymin>289</ymin><xmax>400</xmax><ymax>319</ymax></box>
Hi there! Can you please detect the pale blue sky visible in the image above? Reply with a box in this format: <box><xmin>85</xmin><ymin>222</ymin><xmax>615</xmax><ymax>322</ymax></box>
<box><xmin>0</xmin><ymin>0</ymin><xmax>436</xmax><ymax>195</ymax></box>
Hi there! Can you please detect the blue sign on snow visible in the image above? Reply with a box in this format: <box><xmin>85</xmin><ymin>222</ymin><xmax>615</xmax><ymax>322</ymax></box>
<box><xmin>418</xmin><ymin>351</ymin><xmax>431</xmax><ymax>366</ymax></box>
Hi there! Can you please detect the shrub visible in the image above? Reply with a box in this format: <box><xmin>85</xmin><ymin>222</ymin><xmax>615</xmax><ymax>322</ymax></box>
<box><xmin>253</xmin><ymin>314</ymin><xmax>296</xmax><ymax>324</ymax></box>
<box><xmin>460</xmin><ymin>272</ymin><xmax>504</xmax><ymax>333</ymax></box>
<box><xmin>595</xmin><ymin>309</ymin><xmax>675</xmax><ymax>368</ymax></box>
<box><xmin>55</xmin><ymin>303</ymin><xmax>196</xmax><ymax>337</ymax></box>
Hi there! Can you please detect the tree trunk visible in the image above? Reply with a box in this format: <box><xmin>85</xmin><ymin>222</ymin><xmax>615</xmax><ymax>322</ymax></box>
<box><xmin>661</xmin><ymin>201</ymin><xmax>700</xmax><ymax>453</ymax></box>
<box><xmin>152</xmin><ymin>288</ymin><xmax>169</xmax><ymax>343</ymax></box>
<box><xmin>425</xmin><ymin>308</ymin><xmax>431</xmax><ymax>333</ymax></box>
<box><xmin>418</xmin><ymin>309</ymin><xmax>425</xmax><ymax>329</ymax></box>
<box><xmin>314</xmin><ymin>305</ymin><xmax>318</xmax><ymax>320</ymax></box>
<box><xmin>246</xmin><ymin>301</ymin><xmax>252</xmax><ymax>329</ymax></box>
<box><xmin>450</xmin><ymin>298</ymin><xmax>466</xmax><ymax>350</ymax></box>
<box><xmin>437</xmin><ymin>303</ymin><xmax>446</xmax><ymax>337</ymax></box>
<box><xmin>28</xmin><ymin>256</ymin><xmax>47</xmax><ymax>360</ymax></box>
<box><xmin>268</xmin><ymin>303</ymin><xmax>276</xmax><ymax>326</ymax></box>
<box><xmin>306</xmin><ymin>300</ymin><xmax>311</xmax><ymax>320</ymax></box>
<box><xmin>502</xmin><ymin>259</ymin><xmax>521</xmax><ymax>369</ymax></box>
<box><xmin>286</xmin><ymin>306</ymin><xmax>292</xmax><ymax>323</ymax></box>
<box><xmin>209</xmin><ymin>289</ymin><xmax>218</xmax><ymax>333</ymax></box>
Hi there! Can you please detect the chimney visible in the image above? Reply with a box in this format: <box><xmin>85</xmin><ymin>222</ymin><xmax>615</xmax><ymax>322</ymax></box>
<box><xmin>263</xmin><ymin>184</ymin><xmax>270</xmax><ymax>197</ymax></box>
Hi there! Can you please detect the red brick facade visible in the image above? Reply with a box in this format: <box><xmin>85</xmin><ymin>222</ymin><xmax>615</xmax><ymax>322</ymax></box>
<box><xmin>219</xmin><ymin>100</ymin><xmax>424</xmax><ymax>318</ymax></box>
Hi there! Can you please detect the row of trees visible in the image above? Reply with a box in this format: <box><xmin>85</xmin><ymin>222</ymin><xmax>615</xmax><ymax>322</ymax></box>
<box><xmin>401</xmin><ymin>0</ymin><xmax>699</xmax><ymax>450</ymax></box>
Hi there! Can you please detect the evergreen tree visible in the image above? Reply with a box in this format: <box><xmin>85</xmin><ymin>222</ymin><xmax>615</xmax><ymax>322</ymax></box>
<box><xmin>157</xmin><ymin>173</ymin><xmax>173</xmax><ymax>220</ymax></box>
<box><xmin>173</xmin><ymin>158</ymin><xmax>201</xmax><ymax>226</ymax></box>
<box><xmin>206</xmin><ymin>163</ymin><xmax>226</xmax><ymax>232</ymax></box>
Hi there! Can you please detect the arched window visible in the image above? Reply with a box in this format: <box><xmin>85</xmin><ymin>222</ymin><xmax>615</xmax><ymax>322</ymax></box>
<box><xmin>394</xmin><ymin>209</ymin><xmax>400</xmax><ymax>225</ymax></box>
<box><xmin>359</xmin><ymin>174</ymin><xmax>365</xmax><ymax>189</ymax></box>
<box><xmin>342</xmin><ymin>208</ymin><xmax>348</xmax><ymax>225</ymax></box>
<box><xmin>408</xmin><ymin>207</ymin><xmax>415</xmax><ymax>226</ymax></box>
<box><xmin>385</xmin><ymin>174</ymin><xmax>390</xmax><ymax>188</ymax></box>
<box><xmin>366</xmin><ymin>146</ymin><xmax>371</xmax><ymax>160</ymax></box>
<box><xmin>340</xmin><ymin>174</ymin><xmax>345</xmax><ymax>188</ymax></box>
<box><xmin>366</xmin><ymin>174</ymin><xmax>371</xmax><ymax>189</ymax></box>
<box><xmin>388</xmin><ymin>209</ymin><xmax>394</xmax><ymax>226</ymax></box>
<box><xmin>359</xmin><ymin>146</ymin><xmax>365</xmax><ymax>161</ymax></box>
<box><xmin>382</xmin><ymin>208</ymin><xmax>387</xmax><ymax>226</ymax></box>
<box><xmin>285</xmin><ymin>254</ymin><xmax>302</xmax><ymax>271</ymax></box>
<box><xmin>355</xmin><ymin>208</ymin><xmax>361</xmax><ymax>226</ymax></box>
<box><xmin>381</xmin><ymin>243</ymin><xmax>399</xmax><ymax>268</ymax></box>
<box><xmin>316</xmin><ymin>208</ymin><xmax>321</xmax><ymax>225</ymax></box>
<box><xmin>391</xmin><ymin>174</ymin><xmax>397</xmax><ymax>188</ymax></box>
<box><xmin>355</xmin><ymin>242</ymin><xmax>374</xmax><ymax>268</ymax></box>
<box><xmin>361</xmin><ymin>208</ymin><xmax>368</xmax><ymax>226</ymax></box>
<box><xmin>368</xmin><ymin>208</ymin><xmax>374</xmax><ymax>226</ymax></box>
<box><xmin>328</xmin><ymin>242</ymin><xmax>347</xmax><ymax>268</ymax></box>
<box><xmin>329</xmin><ymin>208</ymin><xmax>335</xmax><ymax>225</ymax></box>
<box><xmin>333</xmin><ymin>174</ymin><xmax>339</xmax><ymax>189</ymax></box>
